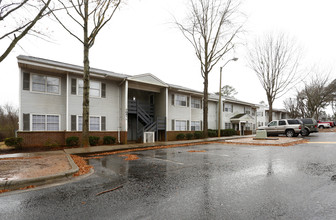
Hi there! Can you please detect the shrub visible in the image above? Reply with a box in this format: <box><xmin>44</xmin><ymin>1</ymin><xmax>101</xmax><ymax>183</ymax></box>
<box><xmin>208</xmin><ymin>129</ymin><xmax>217</xmax><ymax>137</ymax></box>
<box><xmin>194</xmin><ymin>131</ymin><xmax>204</xmax><ymax>139</ymax></box>
<box><xmin>103</xmin><ymin>136</ymin><xmax>116</xmax><ymax>145</ymax></box>
<box><xmin>220</xmin><ymin>129</ymin><xmax>236</xmax><ymax>136</ymax></box>
<box><xmin>186</xmin><ymin>133</ymin><xmax>193</xmax><ymax>140</ymax></box>
<box><xmin>89</xmin><ymin>136</ymin><xmax>100</xmax><ymax>146</ymax></box>
<box><xmin>66</xmin><ymin>136</ymin><xmax>79</xmax><ymax>147</ymax></box>
<box><xmin>176</xmin><ymin>133</ymin><xmax>185</xmax><ymax>140</ymax></box>
<box><xmin>4</xmin><ymin>137</ymin><xmax>23</xmax><ymax>149</ymax></box>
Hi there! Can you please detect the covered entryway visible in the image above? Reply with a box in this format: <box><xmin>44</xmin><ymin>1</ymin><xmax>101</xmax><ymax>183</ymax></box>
<box><xmin>230</xmin><ymin>113</ymin><xmax>255</xmax><ymax>136</ymax></box>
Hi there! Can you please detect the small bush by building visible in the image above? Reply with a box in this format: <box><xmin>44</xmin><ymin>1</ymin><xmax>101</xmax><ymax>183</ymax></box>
<box><xmin>4</xmin><ymin>137</ymin><xmax>23</xmax><ymax>149</ymax></box>
<box><xmin>194</xmin><ymin>131</ymin><xmax>204</xmax><ymax>139</ymax></box>
<box><xmin>186</xmin><ymin>133</ymin><xmax>193</xmax><ymax>140</ymax></box>
<box><xmin>66</xmin><ymin>136</ymin><xmax>79</xmax><ymax>147</ymax></box>
<box><xmin>220</xmin><ymin>129</ymin><xmax>236</xmax><ymax>136</ymax></box>
<box><xmin>103</xmin><ymin>136</ymin><xmax>116</xmax><ymax>145</ymax></box>
<box><xmin>176</xmin><ymin>133</ymin><xmax>185</xmax><ymax>140</ymax></box>
<box><xmin>208</xmin><ymin>129</ymin><xmax>217</xmax><ymax>137</ymax></box>
<box><xmin>89</xmin><ymin>136</ymin><xmax>100</xmax><ymax>146</ymax></box>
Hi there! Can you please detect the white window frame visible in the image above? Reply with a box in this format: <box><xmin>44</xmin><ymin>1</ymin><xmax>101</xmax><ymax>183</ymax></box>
<box><xmin>175</xmin><ymin>120</ymin><xmax>187</xmax><ymax>131</ymax></box>
<box><xmin>245</xmin><ymin>107</ymin><xmax>251</xmax><ymax>114</ymax></box>
<box><xmin>77</xmin><ymin>79</ymin><xmax>101</xmax><ymax>98</ymax></box>
<box><xmin>175</xmin><ymin>94</ymin><xmax>187</xmax><ymax>107</ymax></box>
<box><xmin>191</xmin><ymin>98</ymin><xmax>201</xmax><ymax>109</ymax></box>
<box><xmin>191</xmin><ymin>121</ymin><xmax>201</xmax><ymax>131</ymax></box>
<box><xmin>77</xmin><ymin>115</ymin><xmax>102</xmax><ymax>131</ymax></box>
<box><xmin>225</xmin><ymin>123</ymin><xmax>231</xmax><ymax>129</ymax></box>
<box><xmin>31</xmin><ymin>73</ymin><xmax>61</xmax><ymax>95</ymax></box>
<box><xmin>224</xmin><ymin>103</ymin><xmax>233</xmax><ymax>112</ymax></box>
<box><xmin>31</xmin><ymin>114</ymin><xmax>60</xmax><ymax>131</ymax></box>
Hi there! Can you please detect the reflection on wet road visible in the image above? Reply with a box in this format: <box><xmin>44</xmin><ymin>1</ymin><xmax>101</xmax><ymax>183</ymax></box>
<box><xmin>0</xmin><ymin>133</ymin><xmax>336</xmax><ymax>219</ymax></box>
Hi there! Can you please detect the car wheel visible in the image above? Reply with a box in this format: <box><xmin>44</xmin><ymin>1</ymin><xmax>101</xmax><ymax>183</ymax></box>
<box><xmin>301</xmin><ymin>128</ymin><xmax>310</xmax><ymax>136</ymax></box>
<box><xmin>319</xmin><ymin>125</ymin><xmax>324</xmax><ymax>129</ymax></box>
<box><xmin>286</xmin><ymin>129</ymin><xmax>294</xmax><ymax>137</ymax></box>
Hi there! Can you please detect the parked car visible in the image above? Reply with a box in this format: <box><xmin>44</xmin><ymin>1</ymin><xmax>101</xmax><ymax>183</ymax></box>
<box><xmin>257</xmin><ymin>119</ymin><xmax>303</xmax><ymax>137</ymax></box>
<box><xmin>317</xmin><ymin>121</ymin><xmax>331</xmax><ymax>129</ymax></box>
<box><xmin>299</xmin><ymin>118</ymin><xmax>319</xmax><ymax>136</ymax></box>
<box><xmin>317</xmin><ymin>120</ymin><xmax>334</xmax><ymax>128</ymax></box>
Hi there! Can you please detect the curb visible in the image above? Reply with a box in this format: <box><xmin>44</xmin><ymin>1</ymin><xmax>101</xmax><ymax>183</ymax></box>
<box><xmin>0</xmin><ymin>153</ymin><xmax>79</xmax><ymax>190</ymax></box>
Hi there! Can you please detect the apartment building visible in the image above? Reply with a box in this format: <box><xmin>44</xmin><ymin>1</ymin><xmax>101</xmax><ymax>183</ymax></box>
<box><xmin>17</xmin><ymin>56</ymin><xmax>260</xmax><ymax>147</ymax></box>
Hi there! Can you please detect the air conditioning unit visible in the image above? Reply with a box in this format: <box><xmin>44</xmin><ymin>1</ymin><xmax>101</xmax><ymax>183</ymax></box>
<box><xmin>143</xmin><ymin>132</ymin><xmax>155</xmax><ymax>143</ymax></box>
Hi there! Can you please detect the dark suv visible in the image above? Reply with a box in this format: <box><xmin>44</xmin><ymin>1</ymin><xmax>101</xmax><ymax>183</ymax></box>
<box><xmin>299</xmin><ymin>118</ymin><xmax>318</xmax><ymax>136</ymax></box>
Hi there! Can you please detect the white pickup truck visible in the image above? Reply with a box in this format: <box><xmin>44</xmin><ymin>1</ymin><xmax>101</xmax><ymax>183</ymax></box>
<box><xmin>318</xmin><ymin>121</ymin><xmax>331</xmax><ymax>129</ymax></box>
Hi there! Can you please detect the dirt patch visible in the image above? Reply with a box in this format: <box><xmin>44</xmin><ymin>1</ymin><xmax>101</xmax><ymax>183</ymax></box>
<box><xmin>0</xmin><ymin>154</ymin><xmax>71</xmax><ymax>181</ymax></box>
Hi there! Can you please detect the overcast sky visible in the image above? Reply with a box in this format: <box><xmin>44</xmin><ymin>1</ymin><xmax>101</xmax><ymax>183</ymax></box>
<box><xmin>1</xmin><ymin>0</ymin><xmax>335</xmax><ymax>112</ymax></box>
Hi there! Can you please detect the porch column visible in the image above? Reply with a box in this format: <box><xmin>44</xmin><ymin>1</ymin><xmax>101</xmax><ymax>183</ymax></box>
<box><xmin>239</xmin><ymin>121</ymin><xmax>241</xmax><ymax>136</ymax></box>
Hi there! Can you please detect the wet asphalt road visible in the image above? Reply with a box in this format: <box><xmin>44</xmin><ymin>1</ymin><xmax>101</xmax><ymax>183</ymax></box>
<box><xmin>1</xmin><ymin>132</ymin><xmax>336</xmax><ymax>219</ymax></box>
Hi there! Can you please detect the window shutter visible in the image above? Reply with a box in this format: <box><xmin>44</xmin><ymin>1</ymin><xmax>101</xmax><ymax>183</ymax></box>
<box><xmin>101</xmin><ymin>116</ymin><xmax>106</xmax><ymax>131</ymax></box>
<box><xmin>71</xmin><ymin>115</ymin><xmax>76</xmax><ymax>131</ymax></box>
<box><xmin>231</xmin><ymin>104</ymin><xmax>233</xmax><ymax>113</ymax></box>
<box><xmin>187</xmin><ymin>97</ymin><xmax>190</xmax><ymax>107</ymax></box>
<box><xmin>23</xmin><ymin>72</ymin><xmax>30</xmax><ymax>90</ymax></box>
<box><xmin>101</xmin><ymin>83</ymin><xmax>106</xmax><ymax>98</ymax></box>
<box><xmin>172</xmin><ymin>94</ymin><xmax>175</xmax><ymax>106</ymax></box>
<box><xmin>71</xmin><ymin>78</ymin><xmax>77</xmax><ymax>95</ymax></box>
<box><xmin>23</xmin><ymin>114</ymin><xmax>30</xmax><ymax>131</ymax></box>
<box><xmin>187</xmin><ymin>120</ymin><xmax>190</xmax><ymax>131</ymax></box>
<box><xmin>171</xmin><ymin>120</ymin><xmax>175</xmax><ymax>131</ymax></box>
<box><xmin>200</xmin><ymin>120</ymin><xmax>203</xmax><ymax>131</ymax></box>
<box><xmin>201</xmin><ymin>99</ymin><xmax>203</xmax><ymax>109</ymax></box>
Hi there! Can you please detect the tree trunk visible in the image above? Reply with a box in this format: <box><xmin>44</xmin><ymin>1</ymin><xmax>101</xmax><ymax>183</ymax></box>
<box><xmin>82</xmin><ymin>0</ymin><xmax>90</xmax><ymax>147</ymax></box>
<box><xmin>268</xmin><ymin>96</ymin><xmax>273</xmax><ymax>122</ymax></box>
<box><xmin>203</xmin><ymin>73</ymin><xmax>208</xmax><ymax>138</ymax></box>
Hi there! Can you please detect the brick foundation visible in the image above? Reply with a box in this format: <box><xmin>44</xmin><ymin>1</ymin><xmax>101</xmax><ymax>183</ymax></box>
<box><xmin>18</xmin><ymin>131</ymin><xmax>127</xmax><ymax>148</ymax></box>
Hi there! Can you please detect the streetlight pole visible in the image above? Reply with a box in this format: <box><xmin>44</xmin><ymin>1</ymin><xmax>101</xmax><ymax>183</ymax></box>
<box><xmin>218</xmin><ymin>57</ymin><xmax>238</xmax><ymax>137</ymax></box>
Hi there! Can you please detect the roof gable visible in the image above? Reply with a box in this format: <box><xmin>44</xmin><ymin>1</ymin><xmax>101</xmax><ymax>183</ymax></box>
<box><xmin>128</xmin><ymin>73</ymin><xmax>168</xmax><ymax>87</ymax></box>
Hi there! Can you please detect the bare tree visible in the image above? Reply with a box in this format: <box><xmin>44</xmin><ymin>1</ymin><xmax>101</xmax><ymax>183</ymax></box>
<box><xmin>215</xmin><ymin>85</ymin><xmax>238</xmax><ymax>98</ymax></box>
<box><xmin>50</xmin><ymin>0</ymin><xmax>121</xmax><ymax>147</ymax></box>
<box><xmin>283</xmin><ymin>97</ymin><xmax>301</xmax><ymax>119</ymax></box>
<box><xmin>0</xmin><ymin>104</ymin><xmax>18</xmax><ymax>140</ymax></box>
<box><xmin>298</xmin><ymin>74</ymin><xmax>336</xmax><ymax>119</ymax></box>
<box><xmin>0</xmin><ymin>0</ymin><xmax>51</xmax><ymax>62</ymax></box>
<box><xmin>175</xmin><ymin>0</ymin><xmax>242</xmax><ymax>137</ymax></box>
<box><xmin>248</xmin><ymin>33</ymin><xmax>301</xmax><ymax>122</ymax></box>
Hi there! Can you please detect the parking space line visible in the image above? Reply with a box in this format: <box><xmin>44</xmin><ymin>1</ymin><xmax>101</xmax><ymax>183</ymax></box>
<box><xmin>307</xmin><ymin>142</ymin><xmax>336</xmax><ymax>144</ymax></box>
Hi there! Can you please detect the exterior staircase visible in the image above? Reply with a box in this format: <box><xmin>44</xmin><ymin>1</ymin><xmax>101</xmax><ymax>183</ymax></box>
<box><xmin>128</xmin><ymin>100</ymin><xmax>166</xmax><ymax>142</ymax></box>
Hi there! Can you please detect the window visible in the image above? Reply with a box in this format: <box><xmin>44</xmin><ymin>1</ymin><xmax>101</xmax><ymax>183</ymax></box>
<box><xmin>245</xmin><ymin>107</ymin><xmax>251</xmax><ymax>114</ymax></box>
<box><xmin>224</xmin><ymin>103</ymin><xmax>233</xmax><ymax>112</ymax></box>
<box><xmin>90</xmin><ymin>116</ymin><xmax>100</xmax><ymax>131</ymax></box>
<box><xmin>225</xmin><ymin>123</ymin><xmax>231</xmax><ymax>129</ymax></box>
<box><xmin>32</xmin><ymin>114</ymin><xmax>59</xmax><ymax>131</ymax></box>
<box><xmin>191</xmin><ymin>98</ymin><xmax>201</xmax><ymax>109</ymax></box>
<box><xmin>279</xmin><ymin>120</ymin><xmax>286</xmax><ymax>126</ymax></box>
<box><xmin>191</xmin><ymin>121</ymin><xmax>201</xmax><ymax>131</ymax></box>
<box><xmin>78</xmin><ymin>79</ymin><xmax>101</xmax><ymax>97</ymax></box>
<box><xmin>268</xmin><ymin>121</ymin><xmax>277</xmax><ymax>127</ymax></box>
<box><xmin>175</xmin><ymin>120</ymin><xmax>187</xmax><ymax>131</ymax></box>
<box><xmin>78</xmin><ymin>116</ymin><xmax>102</xmax><ymax>131</ymax></box>
<box><xmin>257</xmin><ymin>111</ymin><xmax>263</xmax><ymax>117</ymax></box>
<box><xmin>32</xmin><ymin>74</ymin><xmax>60</xmax><ymax>94</ymax></box>
<box><xmin>175</xmin><ymin>95</ymin><xmax>187</xmax><ymax>107</ymax></box>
